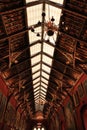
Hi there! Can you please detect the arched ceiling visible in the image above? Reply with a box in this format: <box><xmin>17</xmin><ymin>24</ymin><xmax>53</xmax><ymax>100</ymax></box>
<box><xmin>0</xmin><ymin>0</ymin><xmax>87</xmax><ymax>120</ymax></box>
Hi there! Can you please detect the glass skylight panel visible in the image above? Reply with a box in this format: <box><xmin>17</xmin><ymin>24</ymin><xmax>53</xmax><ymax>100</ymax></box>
<box><xmin>42</xmin><ymin>64</ymin><xmax>51</xmax><ymax>73</ymax></box>
<box><xmin>27</xmin><ymin>4</ymin><xmax>42</xmax><ymax>26</ymax></box>
<box><xmin>34</xmin><ymin>95</ymin><xmax>39</xmax><ymax>100</ymax></box>
<box><xmin>30</xmin><ymin>43</ymin><xmax>41</xmax><ymax>56</ymax></box>
<box><xmin>42</xmin><ymin>54</ymin><xmax>52</xmax><ymax>66</ymax></box>
<box><xmin>34</xmin><ymin>86</ymin><xmax>40</xmax><ymax>92</ymax></box>
<box><xmin>28</xmin><ymin>27</ymin><xmax>41</xmax><ymax>44</ymax></box>
<box><xmin>34</xmin><ymin>91</ymin><xmax>39</xmax><ymax>96</ymax></box>
<box><xmin>40</xmin><ymin>96</ymin><xmax>46</xmax><ymax>100</ymax></box>
<box><xmin>26</xmin><ymin>0</ymin><xmax>38</xmax><ymax>3</ymax></box>
<box><xmin>34</xmin><ymin>93</ymin><xmax>39</xmax><ymax>97</ymax></box>
<box><xmin>45</xmin><ymin>4</ymin><xmax>62</xmax><ymax>25</ymax></box>
<box><xmin>41</xmin><ymin>86</ymin><xmax>47</xmax><ymax>92</ymax></box>
<box><xmin>32</xmin><ymin>64</ymin><xmax>40</xmax><ymax>73</ymax></box>
<box><xmin>33</xmin><ymin>77</ymin><xmax>40</xmax><ymax>84</ymax></box>
<box><xmin>32</xmin><ymin>71</ymin><xmax>40</xmax><ymax>79</ymax></box>
<box><xmin>49</xmin><ymin>0</ymin><xmax>64</xmax><ymax>4</ymax></box>
<box><xmin>40</xmin><ymin>93</ymin><xmax>45</xmax><ymax>98</ymax></box>
<box><xmin>41</xmin><ymin>82</ymin><xmax>48</xmax><ymax>89</ymax></box>
<box><xmin>33</xmin><ymin>82</ymin><xmax>40</xmax><ymax>88</ymax></box>
<box><xmin>41</xmin><ymin>77</ymin><xmax>48</xmax><ymax>84</ymax></box>
<box><xmin>43</xmin><ymin>43</ymin><xmax>55</xmax><ymax>57</ymax></box>
<box><xmin>31</xmin><ymin>54</ymin><xmax>41</xmax><ymax>66</ymax></box>
<box><xmin>42</xmin><ymin>71</ymin><xmax>49</xmax><ymax>80</ymax></box>
<box><xmin>40</xmin><ymin>90</ymin><xmax>46</xmax><ymax>95</ymax></box>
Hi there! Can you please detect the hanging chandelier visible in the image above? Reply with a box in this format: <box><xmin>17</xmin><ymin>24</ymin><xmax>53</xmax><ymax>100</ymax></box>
<box><xmin>30</xmin><ymin>11</ymin><xmax>58</xmax><ymax>38</ymax></box>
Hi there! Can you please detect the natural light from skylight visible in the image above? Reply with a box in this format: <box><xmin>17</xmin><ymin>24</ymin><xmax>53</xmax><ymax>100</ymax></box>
<box><xmin>26</xmin><ymin>0</ymin><xmax>64</xmax><ymax>112</ymax></box>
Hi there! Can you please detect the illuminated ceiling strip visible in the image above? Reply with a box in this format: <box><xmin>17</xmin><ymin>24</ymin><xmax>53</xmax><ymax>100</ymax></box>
<box><xmin>40</xmin><ymin>94</ymin><xmax>45</xmax><ymax>98</ymax></box>
<box><xmin>33</xmin><ymin>83</ymin><xmax>40</xmax><ymax>89</ymax></box>
<box><xmin>41</xmin><ymin>77</ymin><xmax>48</xmax><ymax>84</ymax></box>
<box><xmin>40</xmin><ymin>90</ymin><xmax>46</xmax><ymax>95</ymax></box>
<box><xmin>32</xmin><ymin>71</ymin><xmax>40</xmax><ymax>79</ymax></box>
<box><xmin>42</xmin><ymin>63</ymin><xmax>51</xmax><ymax>73</ymax></box>
<box><xmin>42</xmin><ymin>71</ymin><xmax>50</xmax><ymax>80</ymax></box>
<box><xmin>26</xmin><ymin>0</ymin><xmax>64</xmax><ymax>111</ymax></box>
<box><xmin>43</xmin><ymin>42</ymin><xmax>55</xmax><ymax>57</ymax></box>
<box><xmin>49</xmin><ymin>0</ymin><xmax>64</xmax><ymax>4</ymax></box>
<box><xmin>33</xmin><ymin>86</ymin><xmax>40</xmax><ymax>92</ymax></box>
<box><xmin>41</xmin><ymin>87</ymin><xmax>47</xmax><ymax>92</ymax></box>
<box><xmin>40</xmin><ymin>91</ymin><xmax>46</xmax><ymax>96</ymax></box>
<box><xmin>26</xmin><ymin>0</ymin><xmax>37</xmax><ymax>3</ymax></box>
<box><xmin>34</xmin><ymin>93</ymin><xmax>39</xmax><ymax>97</ymax></box>
<box><xmin>34</xmin><ymin>95</ymin><xmax>39</xmax><ymax>100</ymax></box>
<box><xmin>33</xmin><ymin>80</ymin><xmax>40</xmax><ymax>85</ymax></box>
<box><xmin>32</xmin><ymin>64</ymin><xmax>40</xmax><ymax>73</ymax></box>
<box><xmin>26</xmin><ymin>4</ymin><xmax>42</xmax><ymax>26</ymax></box>
<box><xmin>42</xmin><ymin>54</ymin><xmax>53</xmax><ymax>66</ymax></box>
<box><xmin>40</xmin><ymin>96</ymin><xmax>46</xmax><ymax>102</ymax></box>
<box><xmin>33</xmin><ymin>77</ymin><xmax>40</xmax><ymax>84</ymax></box>
<box><xmin>34</xmin><ymin>91</ymin><xmax>40</xmax><ymax>96</ymax></box>
<box><xmin>30</xmin><ymin>43</ymin><xmax>41</xmax><ymax>56</ymax></box>
<box><xmin>31</xmin><ymin>54</ymin><xmax>41</xmax><ymax>66</ymax></box>
<box><xmin>41</xmin><ymin>82</ymin><xmax>48</xmax><ymax>88</ymax></box>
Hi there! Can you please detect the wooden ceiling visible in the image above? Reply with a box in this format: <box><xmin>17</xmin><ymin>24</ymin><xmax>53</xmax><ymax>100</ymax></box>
<box><xmin>0</xmin><ymin>0</ymin><xmax>87</xmax><ymax>120</ymax></box>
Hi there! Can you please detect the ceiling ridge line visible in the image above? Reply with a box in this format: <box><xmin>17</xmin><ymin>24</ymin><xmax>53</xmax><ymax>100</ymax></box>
<box><xmin>38</xmin><ymin>1</ymin><xmax>46</xmax><ymax>111</ymax></box>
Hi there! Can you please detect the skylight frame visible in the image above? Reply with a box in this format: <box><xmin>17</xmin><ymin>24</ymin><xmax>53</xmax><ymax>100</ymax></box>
<box><xmin>26</xmin><ymin>0</ymin><xmax>64</xmax><ymax>112</ymax></box>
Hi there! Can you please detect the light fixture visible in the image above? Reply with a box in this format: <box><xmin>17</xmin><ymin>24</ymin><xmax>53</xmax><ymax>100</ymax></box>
<box><xmin>30</xmin><ymin>11</ymin><xmax>58</xmax><ymax>40</ymax></box>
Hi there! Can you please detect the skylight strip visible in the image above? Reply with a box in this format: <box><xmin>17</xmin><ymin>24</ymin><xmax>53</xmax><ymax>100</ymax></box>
<box><xmin>42</xmin><ymin>64</ymin><xmax>51</xmax><ymax>74</ymax></box>
<box><xmin>41</xmin><ymin>86</ymin><xmax>47</xmax><ymax>92</ymax></box>
<box><xmin>34</xmin><ymin>95</ymin><xmax>39</xmax><ymax>100</ymax></box>
<box><xmin>33</xmin><ymin>82</ymin><xmax>40</xmax><ymax>88</ymax></box>
<box><xmin>34</xmin><ymin>88</ymin><xmax>40</xmax><ymax>93</ymax></box>
<box><xmin>42</xmin><ymin>71</ymin><xmax>50</xmax><ymax>80</ymax></box>
<box><xmin>43</xmin><ymin>42</ymin><xmax>55</xmax><ymax>57</ymax></box>
<box><xmin>33</xmin><ymin>77</ymin><xmax>40</xmax><ymax>84</ymax></box>
<box><xmin>49</xmin><ymin>0</ymin><xmax>64</xmax><ymax>4</ymax></box>
<box><xmin>31</xmin><ymin>54</ymin><xmax>41</xmax><ymax>66</ymax></box>
<box><xmin>40</xmin><ymin>93</ymin><xmax>46</xmax><ymax>98</ymax></box>
<box><xmin>34</xmin><ymin>86</ymin><xmax>40</xmax><ymax>91</ymax></box>
<box><xmin>26</xmin><ymin>4</ymin><xmax>42</xmax><ymax>26</ymax></box>
<box><xmin>45</xmin><ymin>4</ymin><xmax>62</xmax><ymax>25</ymax></box>
<box><xmin>41</xmin><ymin>77</ymin><xmax>48</xmax><ymax>84</ymax></box>
<box><xmin>40</xmin><ymin>90</ymin><xmax>46</xmax><ymax>95</ymax></box>
<box><xmin>40</xmin><ymin>96</ymin><xmax>46</xmax><ymax>102</ymax></box>
<box><xmin>26</xmin><ymin>0</ymin><xmax>63</xmax><ymax>112</ymax></box>
<box><xmin>41</xmin><ymin>80</ymin><xmax>48</xmax><ymax>86</ymax></box>
<box><xmin>41</xmin><ymin>82</ymin><xmax>48</xmax><ymax>89</ymax></box>
<box><xmin>33</xmin><ymin>80</ymin><xmax>40</xmax><ymax>86</ymax></box>
<box><xmin>34</xmin><ymin>86</ymin><xmax>40</xmax><ymax>92</ymax></box>
<box><xmin>34</xmin><ymin>93</ymin><xmax>39</xmax><ymax>98</ymax></box>
<box><xmin>32</xmin><ymin>64</ymin><xmax>40</xmax><ymax>73</ymax></box>
<box><xmin>26</xmin><ymin>0</ymin><xmax>39</xmax><ymax>3</ymax></box>
<box><xmin>34</xmin><ymin>91</ymin><xmax>40</xmax><ymax>96</ymax></box>
<box><xmin>40</xmin><ymin>91</ymin><xmax>46</xmax><ymax>96</ymax></box>
<box><xmin>32</xmin><ymin>71</ymin><xmax>40</xmax><ymax>79</ymax></box>
<box><xmin>30</xmin><ymin>43</ymin><xmax>41</xmax><ymax>56</ymax></box>
<box><xmin>42</xmin><ymin>54</ymin><xmax>53</xmax><ymax>66</ymax></box>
